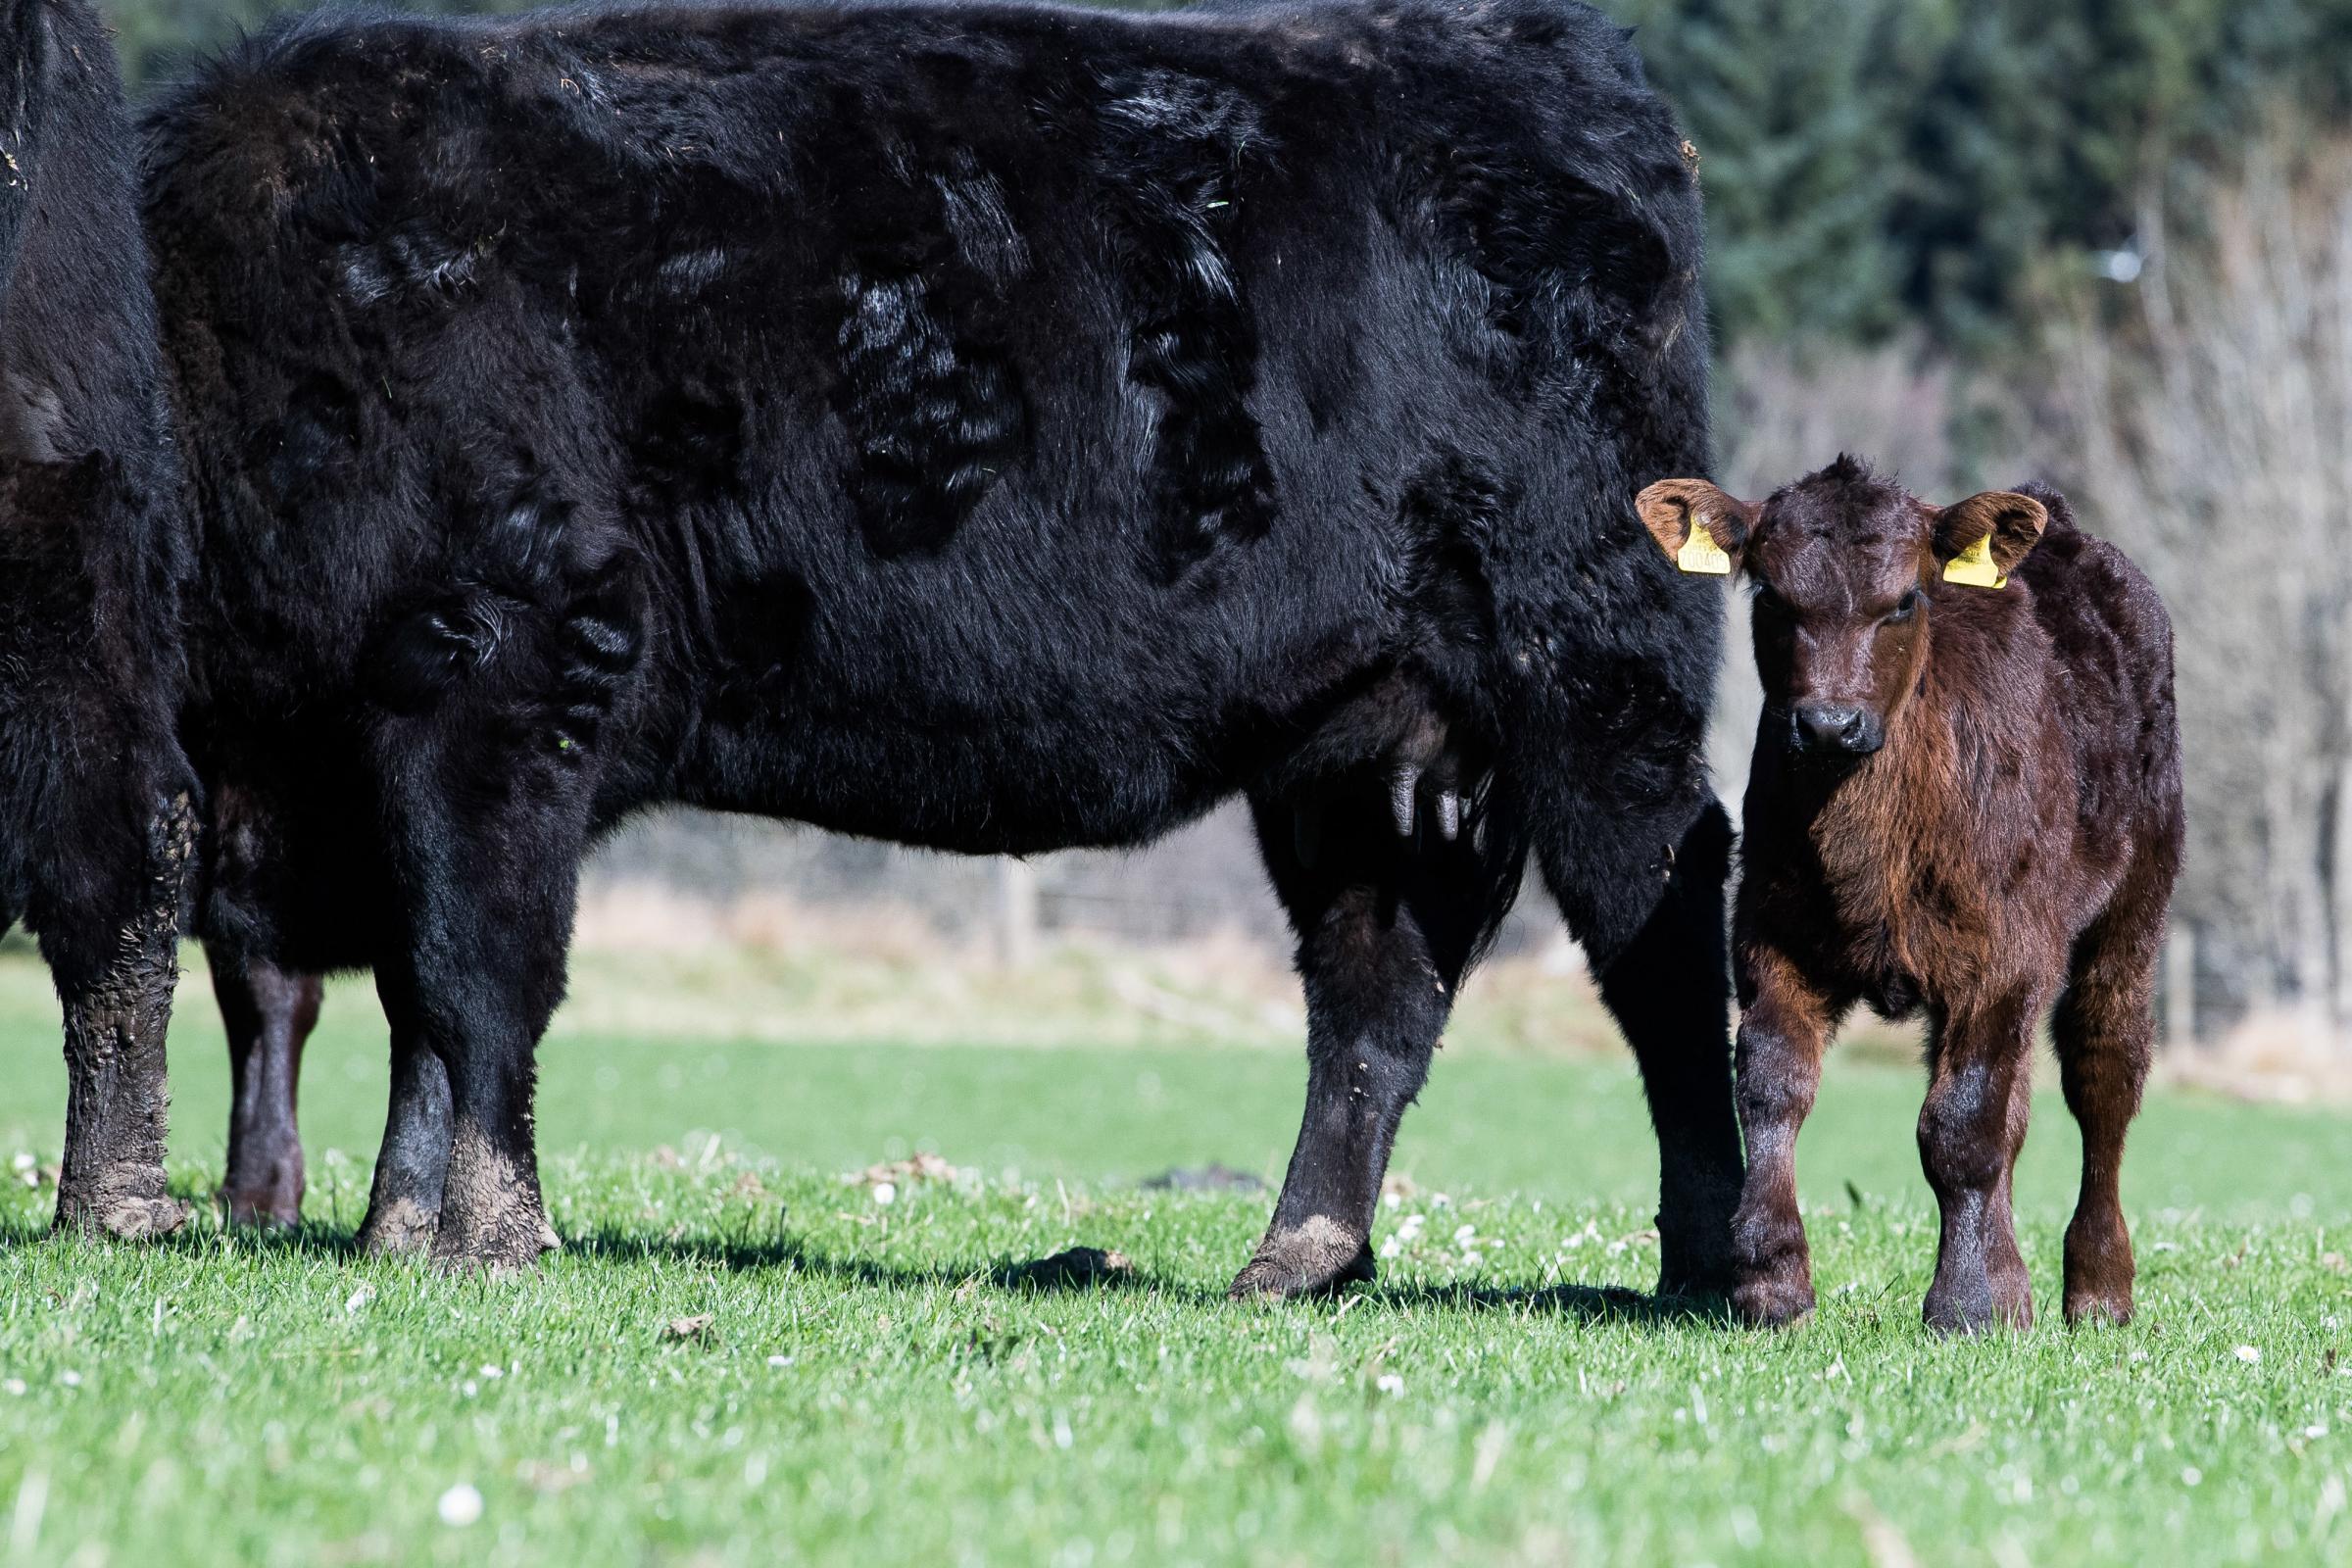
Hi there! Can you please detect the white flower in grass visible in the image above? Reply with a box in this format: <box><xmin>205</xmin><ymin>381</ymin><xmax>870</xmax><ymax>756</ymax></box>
<box><xmin>1378</xmin><ymin>1235</ymin><xmax>1401</xmax><ymax>1261</ymax></box>
<box><xmin>871</xmin><ymin>1181</ymin><xmax>897</xmax><ymax>1207</ymax></box>
<box><xmin>2233</xmin><ymin>1345</ymin><xmax>2262</xmax><ymax>1365</ymax></box>
<box><xmin>437</xmin><ymin>1483</ymin><xmax>484</xmax><ymax>1527</ymax></box>
<box><xmin>1375</xmin><ymin>1374</ymin><xmax>1404</xmax><ymax>1396</ymax></box>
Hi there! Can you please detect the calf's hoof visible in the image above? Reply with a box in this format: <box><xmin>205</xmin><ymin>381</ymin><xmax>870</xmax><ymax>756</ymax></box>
<box><xmin>2062</xmin><ymin>1287</ymin><xmax>2133</xmax><ymax>1328</ymax></box>
<box><xmin>1731</xmin><ymin>1273</ymin><xmax>1815</xmax><ymax>1329</ymax></box>
<box><xmin>56</xmin><ymin>1191</ymin><xmax>191</xmax><ymax>1242</ymax></box>
<box><xmin>1923</xmin><ymin>1278</ymin><xmax>2034</xmax><ymax>1336</ymax></box>
<box><xmin>1228</xmin><ymin>1217</ymin><xmax>1374</xmax><ymax>1300</ymax></box>
<box><xmin>220</xmin><ymin>1187</ymin><xmax>303</xmax><ymax>1229</ymax></box>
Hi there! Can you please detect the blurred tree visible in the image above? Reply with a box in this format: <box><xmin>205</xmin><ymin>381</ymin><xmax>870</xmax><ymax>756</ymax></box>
<box><xmin>1617</xmin><ymin>0</ymin><xmax>1908</xmax><ymax>345</ymax></box>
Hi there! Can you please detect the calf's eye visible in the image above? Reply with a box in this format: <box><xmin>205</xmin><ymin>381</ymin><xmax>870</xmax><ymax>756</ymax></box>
<box><xmin>1886</xmin><ymin>589</ymin><xmax>1922</xmax><ymax>624</ymax></box>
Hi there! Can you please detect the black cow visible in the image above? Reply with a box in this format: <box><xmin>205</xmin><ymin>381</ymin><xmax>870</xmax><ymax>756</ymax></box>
<box><xmin>143</xmin><ymin>0</ymin><xmax>1744</xmax><ymax>1289</ymax></box>
<box><xmin>0</xmin><ymin>0</ymin><xmax>197</xmax><ymax>1236</ymax></box>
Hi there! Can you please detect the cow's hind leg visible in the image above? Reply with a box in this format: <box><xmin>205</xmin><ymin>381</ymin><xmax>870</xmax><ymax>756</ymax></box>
<box><xmin>1230</xmin><ymin>776</ymin><xmax>1524</xmax><ymax>1299</ymax></box>
<box><xmin>1541</xmin><ymin>801</ymin><xmax>1745</xmax><ymax>1298</ymax></box>
<box><xmin>2052</xmin><ymin>851</ymin><xmax>2167</xmax><ymax>1326</ymax></box>
<box><xmin>213</xmin><ymin>951</ymin><xmax>322</xmax><ymax>1226</ymax></box>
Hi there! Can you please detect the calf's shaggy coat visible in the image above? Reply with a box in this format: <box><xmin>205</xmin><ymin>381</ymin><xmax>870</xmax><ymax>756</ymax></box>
<box><xmin>0</xmin><ymin>0</ymin><xmax>197</xmax><ymax>1238</ymax></box>
<box><xmin>1638</xmin><ymin>460</ymin><xmax>2182</xmax><ymax>1332</ymax></box>
<box><xmin>146</xmin><ymin>0</ymin><xmax>1745</xmax><ymax>1283</ymax></box>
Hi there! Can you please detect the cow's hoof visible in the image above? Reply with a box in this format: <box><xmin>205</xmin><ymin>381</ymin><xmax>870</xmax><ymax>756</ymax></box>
<box><xmin>430</xmin><ymin>1232</ymin><xmax>557</xmax><ymax>1278</ymax></box>
<box><xmin>427</xmin><ymin>1207</ymin><xmax>560</xmax><ymax>1277</ymax></box>
<box><xmin>1228</xmin><ymin>1217</ymin><xmax>1374</xmax><ymax>1300</ymax></box>
<box><xmin>57</xmin><ymin>1192</ymin><xmax>190</xmax><ymax>1242</ymax></box>
<box><xmin>357</xmin><ymin>1196</ymin><xmax>440</xmax><ymax>1256</ymax></box>
<box><xmin>1731</xmin><ymin>1274</ymin><xmax>1815</xmax><ymax>1329</ymax></box>
<box><xmin>1656</xmin><ymin>1246</ymin><xmax>1739</xmax><ymax>1302</ymax></box>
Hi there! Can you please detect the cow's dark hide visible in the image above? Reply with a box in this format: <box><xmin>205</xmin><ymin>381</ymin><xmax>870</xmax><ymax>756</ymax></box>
<box><xmin>0</xmin><ymin>0</ymin><xmax>198</xmax><ymax>1237</ymax></box>
<box><xmin>145</xmin><ymin>0</ymin><xmax>1746</xmax><ymax>1287</ymax></box>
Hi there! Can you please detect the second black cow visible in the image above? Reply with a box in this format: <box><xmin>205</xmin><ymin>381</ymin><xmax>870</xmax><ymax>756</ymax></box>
<box><xmin>142</xmin><ymin>0</ymin><xmax>1743</xmax><ymax>1289</ymax></box>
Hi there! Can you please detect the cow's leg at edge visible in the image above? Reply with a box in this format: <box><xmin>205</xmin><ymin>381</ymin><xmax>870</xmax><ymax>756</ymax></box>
<box><xmin>213</xmin><ymin>950</ymin><xmax>323</xmax><ymax>1226</ymax></box>
<box><xmin>1542</xmin><ymin>799</ymin><xmax>1745</xmax><ymax>1298</ymax></box>
<box><xmin>51</xmin><ymin>788</ymin><xmax>200</xmax><ymax>1240</ymax></box>
<box><xmin>1229</xmin><ymin>781</ymin><xmax>1524</xmax><ymax>1300</ymax></box>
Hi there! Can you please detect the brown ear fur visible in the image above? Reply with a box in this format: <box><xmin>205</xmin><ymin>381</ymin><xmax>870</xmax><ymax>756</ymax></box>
<box><xmin>1635</xmin><ymin>478</ymin><xmax>1758</xmax><ymax>564</ymax></box>
<box><xmin>1935</xmin><ymin>491</ymin><xmax>2048</xmax><ymax>574</ymax></box>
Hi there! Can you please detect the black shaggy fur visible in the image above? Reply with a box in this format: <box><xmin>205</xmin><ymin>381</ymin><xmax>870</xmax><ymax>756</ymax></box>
<box><xmin>144</xmin><ymin>0</ymin><xmax>1743</xmax><ymax>1286</ymax></box>
<box><xmin>0</xmin><ymin>0</ymin><xmax>198</xmax><ymax>1237</ymax></box>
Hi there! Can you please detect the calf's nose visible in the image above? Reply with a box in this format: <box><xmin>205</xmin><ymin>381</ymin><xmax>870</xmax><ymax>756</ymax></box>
<box><xmin>1792</xmin><ymin>703</ymin><xmax>1883</xmax><ymax>755</ymax></box>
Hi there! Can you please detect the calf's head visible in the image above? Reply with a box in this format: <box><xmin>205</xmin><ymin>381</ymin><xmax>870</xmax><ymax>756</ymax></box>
<box><xmin>1635</xmin><ymin>457</ymin><xmax>2048</xmax><ymax>759</ymax></box>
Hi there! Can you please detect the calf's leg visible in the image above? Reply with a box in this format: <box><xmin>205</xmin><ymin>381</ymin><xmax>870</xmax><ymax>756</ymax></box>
<box><xmin>213</xmin><ymin>952</ymin><xmax>322</xmax><ymax>1225</ymax></box>
<box><xmin>1229</xmin><ymin>777</ymin><xmax>1523</xmax><ymax>1299</ymax></box>
<box><xmin>2052</xmin><ymin>858</ymin><xmax>2166</xmax><ymax>1326</ymax></box>
<box><xmin>1726</xmin><ymin>947</ymin><xmax>1838</xmax><ymax>1326</ymax></box>
<box><xmin>1918</xmin><ymin>993</ymin><xmax>2040</xmax><ymax>1334</ymax></box>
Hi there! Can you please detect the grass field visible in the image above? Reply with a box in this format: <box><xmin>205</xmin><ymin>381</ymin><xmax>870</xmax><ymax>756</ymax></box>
<box><xmin>0</xmin><ymin>951</ymin><xmax>2345</xmax><ymax>1565</ymax></box>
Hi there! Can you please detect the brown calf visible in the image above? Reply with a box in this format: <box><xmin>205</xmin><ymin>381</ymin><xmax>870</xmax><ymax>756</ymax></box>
<box><xmin>1636</xmin><ymin>457</ymin><xmax>2182</xmax><ymax>1334</ymax></box>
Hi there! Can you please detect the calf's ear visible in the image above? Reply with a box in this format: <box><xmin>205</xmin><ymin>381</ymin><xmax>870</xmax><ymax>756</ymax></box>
<box><xmin>1635</xmin><ymin>478</ymin><xmax>1758</xmax><ymax>576</ymax></box>
<box><xmin>1934</xmin><ymin>490</ymin><xmax>2048</xmax><ymax>588</ymax></box>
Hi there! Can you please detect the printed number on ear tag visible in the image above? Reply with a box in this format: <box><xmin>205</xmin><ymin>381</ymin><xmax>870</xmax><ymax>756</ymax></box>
<box><xmin>1676</xmin><ymin>520</ymin><xmax>1732</xmax><ymax>575</ymax></box>
<box><xmin>1943</xmin><ymin>533</ymin><xmax>2007</xmax><ymax>589</ymax></box>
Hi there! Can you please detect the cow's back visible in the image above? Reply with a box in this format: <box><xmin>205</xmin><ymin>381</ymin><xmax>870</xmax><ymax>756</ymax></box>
<box><xmin>145</xmin><ymin>0</ymin><xmax>1713</xmax><ymax>856</ymax></box>
<box><xmin>2012</xmin><ymin>489</ymin><xmax>2180</xmax><ymax>856</ymax></box>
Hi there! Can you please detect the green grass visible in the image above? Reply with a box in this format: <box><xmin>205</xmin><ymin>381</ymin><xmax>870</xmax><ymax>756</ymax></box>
<box><xmin>0</xmin><ymin>955</ymin><xmax>2345</xmax><ymax>1565</ymax></box>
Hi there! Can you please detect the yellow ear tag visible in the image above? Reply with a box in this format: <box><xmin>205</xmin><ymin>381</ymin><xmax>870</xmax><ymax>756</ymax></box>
<box><xmin>1943</xmin><ymin>532</ymin><xmax>2006</xmax><ymax>589</ymax></box>
<box><xmin>1676</xmin><ymin>519</ymin><xmax>1732</xmax><ymax>575</ymax></box>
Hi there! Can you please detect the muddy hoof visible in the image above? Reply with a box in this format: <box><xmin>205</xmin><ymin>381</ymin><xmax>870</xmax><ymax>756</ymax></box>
<box><xmin>1731</xmin><ymin>1274</ymin><xmax>1816</xmax><ymax>1329</ymax></box>
<box><xmin>1228</xmin><ymin>1217</ymin><xmax>1375</xmax><ymax>1300</ymax></box>
<box><xmin>357</xmin><ymin>1196</ymin><xmax>441</xmax><ymax>1257</ymax></box>
<box><xmin>428</xmin><ymin>1208</ymin><xmax>561</xmax><ymax>1276</ymax></box>
<box><xmin>57</xmin><ymin>1192</ymin><xmax>190</xmax><ymax>1242</ymax></box>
